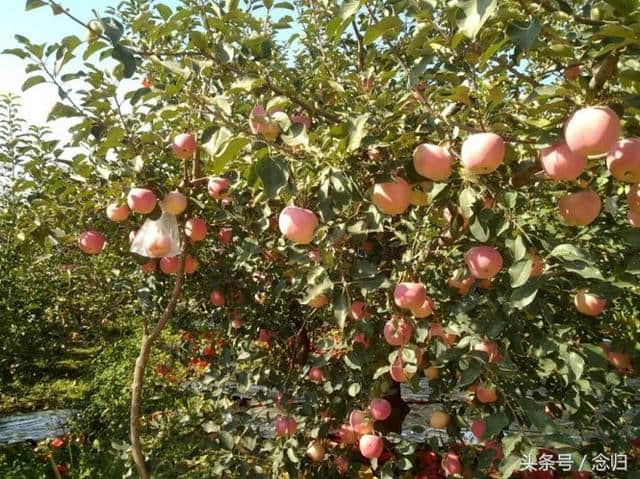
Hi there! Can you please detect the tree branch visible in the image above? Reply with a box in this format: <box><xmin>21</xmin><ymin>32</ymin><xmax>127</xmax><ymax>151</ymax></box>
<box><xmin>352</xmin><ymin>20</ymin><xmax>365</xmax><ymax>71</ymax></box>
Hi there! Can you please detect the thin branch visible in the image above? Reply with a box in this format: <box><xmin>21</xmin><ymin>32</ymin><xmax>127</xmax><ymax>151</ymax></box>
<box><xmin>351</xmin><ymin>20</ymin><xmax>365</xmax><ymax>71</ymax></box>
<box><xmin>39</xmin><ymin>60</ymin><xmax>86</xmax><ymax>116</ymax></box>
<box><xmin>534</xmin><ymin>0</ymin><xmax>605</xmax><ymax>27</ymax></box>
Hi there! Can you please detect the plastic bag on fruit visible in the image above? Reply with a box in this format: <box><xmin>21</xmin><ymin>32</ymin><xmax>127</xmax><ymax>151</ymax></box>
<box><xmin>130</xmin><ymin>211</ymin><xmax>181</xmax><ymax>258</ymax></box>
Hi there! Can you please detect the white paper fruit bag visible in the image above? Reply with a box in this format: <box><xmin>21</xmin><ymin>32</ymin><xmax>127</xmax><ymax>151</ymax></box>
<box><xmin>130</xmin><ymin>212</ymin><xmax>181</xmax><ymax>258</ymax></box>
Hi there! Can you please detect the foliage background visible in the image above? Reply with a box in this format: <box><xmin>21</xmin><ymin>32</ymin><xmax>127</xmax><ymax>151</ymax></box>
<box><xmin>1</xmin><ymin>0</ymin><xmax>640</xmax><ymax>477</ymax></box>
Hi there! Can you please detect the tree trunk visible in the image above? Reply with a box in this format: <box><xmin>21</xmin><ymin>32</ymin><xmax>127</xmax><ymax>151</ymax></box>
<box><xmin>129</xmin><ymin>259</ymin><xmax>185</xmax><ymax>478</ymax></box>
<box><xmin>130</xmin><ymin>336</ymin><xmax>153</xmax><ymax>479</ymax></box>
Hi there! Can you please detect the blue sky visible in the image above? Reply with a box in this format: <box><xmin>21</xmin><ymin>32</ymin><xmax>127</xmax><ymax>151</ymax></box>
<box><xmin>0</xmin><ymin>1</ymin><xmax>176</xmax><ymax>129</ymax></box>
<box><xmin>0</xmin><ymin>0</ymin><xmax>293</xmax><ymax>132</ymax></box>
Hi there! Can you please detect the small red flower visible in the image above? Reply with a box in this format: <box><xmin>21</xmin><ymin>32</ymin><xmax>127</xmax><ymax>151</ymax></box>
<box><xmin>189</xmin><ymin>358</ymin><xmax>209</xmax><ymax>369</ymax></box>
<box><xmin>57</xmin><ymin>464</ymin><xmax>69</xmax><ymax>476</ymax></box>
<box><xmin>202</xmin><ymin>345</ymin><xmax>214</xmax><ymax>357</ymax></box>
<box><xmin>50</xmin><ymin>437</ymin><xmax>65</xmax><ymax>449</ymax></box>
<box><xmin>154</xmin><ymin>364</ymin><xmax>171</xmax><ymax>376</ymax></box>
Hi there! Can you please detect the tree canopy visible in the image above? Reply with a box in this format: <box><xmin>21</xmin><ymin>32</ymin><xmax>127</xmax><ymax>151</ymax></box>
<box><xmin>2</xmin><ymin>0</ymin><xmax>640</xmax><ymax>477</ymax></box>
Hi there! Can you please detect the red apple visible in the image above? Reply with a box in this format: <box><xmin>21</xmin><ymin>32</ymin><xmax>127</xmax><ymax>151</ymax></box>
<box><xmin>394</xmin><ymin>282</ymin><xmax>427</xmax><ymax>309</ymax></box>
<box><xmin>275</xmin><ymin>416</ymin><xmax>297</xmax><ymax>437</ymax></box>
<box><xmin>162</xmin><ymin>191</ymin><xmax>187</xmax><ymax>215</ymax></box>
<box><xmin>210</xmin><ymin>290</ymin><xmax>225</xmax><ymax>307</ymax></box>
<box><xmin>606</xmin><ymin>138</ymin><xmax>640</xmax><ymax>182</ymax></box>
<box><xmin>564</xmin><ymin>65</ymin><xmax>581</xmax><ymax>81</ymax></box>
<box><xmin>184</xmin><ymin>254</ymin><xmax>198</xmax><ymax>274</ymax></box>
<box><xmin>185</xmin><ymin>217</ymin><xmax>207</xmax><ymax>242</ymax></box>
<box><xmin>172</xmin><ymin>133</ymin><xmax>197</xmax><ymax>159</ymax></box>
<box><xmin>78</xmin><ymin>231</ymin><xmax>105</xmax><ymax>255</ymax></box>
<box><xmin>461</xmin><ymin>133</ymin><xmax>505</xmax><ymax>174</ymax></box>
<box><xmin>208</xmin><ymin>177</ymin><xmax>231</xmax><ymax>199</ymax></box>
<box><xmin>141</xmin><ymin>259</ymin><xmax>156</xmax><ymax>273</ymax></box>
<box><xmin>574</xmin><ymin>289</ymin><xmax>606</xmax><ymax>316</ymax></box>
<box><xmin>359</xmin><ymin>434</ymin><xmax>383</xmax><ymax>459</ymax></box>
<box><xmin>218</xmin><ymin>227</ymin><xmax>233</xmax><ymax>245</ymax></box>
<box><xmin>465</xmin><ymin>246</ymin><xmax>503</xmax><ymax>279</ymax></box>
<box><xmin>159</xmin><ymin>256</ymin><xmax>179</xmax><ymax>274</ymax></box>
<box><xmin>278</xmin><ymin>206</ymin><xmax>319</xmax><ymax>244</ymax></box>
<box><xmin>628</xmin><ymin>184</ymin><xmax>640</xmax><ymax>213</ymax></box>
<box><xmin>413</xmin><ymin>143</ymin><xmax>453</xmax><ymax>181</ymax></box>
<box><xmin>308</xmin><ymin>367</ymin><xmax>325</xmax><ymax>383</ymax></box>
<box><xmin>411</xmin><ymin>296</ymin><xmax>435</xmax><ymax>318</ymax></box>
<box><xmin>372</xmin><ymin>177</ymin><xmax>411</xmax><ymax>215</ymax></box>
<box><xmin>306</xmin><ymin>440</ymin><xmax>325</xmax><ymax>462</ymax></box>
<box><xmin>564</xmin><ymin>106</ymin><xmax>620</xmax><ymax>156</ymax></box>
<box><xmin>471</xmin><ymin>419</ymin><xmax>486</xmax><ymax>440</ymax></box>
<box><xmin>144</xmin><ymin>232</ymin><xmax>172</xmax><ymax>257</ymax></box>
<box><xmin>350</xmin><ymin>301</ymin><xmax>370</xmax><ymax>320</ymax></box>
<box><xmin>442</xmin><ymin>451</ymin><xmax>462</xmax><ymax>477</ymax></box>
<box><xmin>383</xmin><ymin>317</ymin><xmax>414</xmax><ymax>346</ymax></box>
<box><xmin>475</xmin><ymin>383</ymin><xmax>498</xmax><ymax>403</ymax></box>
<box><xmin>558</xmin><ymin>189</ymin><xmax>601</xmax><ymax>226</ymax></box>
<box><xmin>539</xmin><ymin>142</ymin><xmax>587</xmax><ymax>181</ymax></box>
<box><xmin>369</xmin><ymin>398</ymin><xmax>392</xmax><ymax>421</ymax></box>
<box><xmin>127</xmin><ymin>188</ymin><xmax>157</xmax><ymax>214</ymax></box>
<box><xmin>429</xmin><ymin>410</ymin><xmax>450</xmax><ymax>429</ymax></box>
<box><xmin>472</xmin><ymin>341</ymin><xmax>502</xmax><ymax>363</ymax></box>
<box><xmin>106</xmin><ymin>203</ymin><xmax>130</xmax><ymax>222</ymax></box>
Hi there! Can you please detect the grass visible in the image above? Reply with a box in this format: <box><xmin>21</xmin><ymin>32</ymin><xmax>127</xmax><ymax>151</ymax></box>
<box><xmin>0</xmin><ymin>346</ymin><xmax>100</xmax><ymax>415</ymax></box>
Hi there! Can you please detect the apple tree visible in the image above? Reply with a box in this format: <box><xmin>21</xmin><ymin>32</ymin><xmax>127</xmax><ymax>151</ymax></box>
<box><xmin>6</xmin><ymin>0</ymin><xmax>640</xmax><ymax>477</ymax></box>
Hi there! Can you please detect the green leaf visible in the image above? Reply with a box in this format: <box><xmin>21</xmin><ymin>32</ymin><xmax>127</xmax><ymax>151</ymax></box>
<box><xmin>212</xmin><ymin>137</ymin><xmax>250</xmax><ymax>173</ymax></box>
<box><xmin>302</xmin><ymin>268</ymin><xmax>334</xmax><ymax>305</ymax></box>
<box><xmin>567</xmin><ymin>352</ymin><xmax>585</xmax><ymax>380</ymax></box>
<box><xmin>21</xmin><ymin>75</ymin><xmax>46</xmax><ymax>91</ymax></box>
<box><xmin>507</xmin><ymin>19</ymin><xmax>542</xmax><ymax>51</ymax></box>
<box><xmin>550</xmin><ymin>244</ymin><xmax>603</xmax><ymax>279</ymax></box>
<box><xmin>459</xmin><ymin>187</ymin><xmax>477</xmax><ymax>218</ymax></box>
<box><xmin>459</xmin><ymin>360</ymin><xmax>482</xmax><ymax>386</ymax></box>
<box><xmin>562</xmin><ymin>261</ymin><xmax>604</xmax><ymax>280</ymax></box>
<box><xmin>458</xmin><ymin>0</ymin><xmax>498</xmax><ymax>39</ymax></box>
<box><xmin>2</xmin><ymin>48</ymin><xmax>29</xmax><ymax>59</ymax></box>
<box><xmin>230</xmin><ymin>77</ymin><xmax>263</xmax><ymax>92</ymax></box>
<box><xmin>519</xmin><ymin>398</ymin><xmax>556</xmax><ymax>433</ymax></box>
<box><xmin>286</xmin><ymin>447</ymin><xmax>299</xmax><ymax>463</ymax></box>
<box><xmin>483</xmin><ymin>412</ymin><xmax>509</xmax><ymax>439</ymax></box>
<box><xmin>348</xmin><ymin>382</ymin><xmax>361</xmax><ymax>397</ymax></box>
<box><xmin>47</xmin><ymin>102</ymin><xmax>80</xmax><ymax>121</ymax></box>
<box><xmin>130</xmin><ymin>87</ymin><xmax>151</xmax><ymax>106</ymax></box>
<box><xmin>83</xmin><ymin>40</ymin><xmax>108</xmax><ymax>60</ymax></box>
<box><xmin>156</xmin><ymin>3</ymin><xmax>172</xmax><ymax>20</ymax></box>
<box><xmin>513</xmin><ymin>235</ymin><xmax>527</xmax><ymax>261</ymax></box>
<box><xmin>340</xmin><ymin>0</ymin><xmax>360</xmax><ymax>21</ymax></box>
<box><xmin>25</xmin><ymin>0</ymin><xmax>47</xmax><ymax>11</ymax></box>
<box><xmin>151</xmin><ymin>57</ymin><xmax>190</xmax><ymax>79</ymax></box>
<box><xmin>509</xmin><ymin>259</ymin><xmax>532</xmax><ymax>288</ymax></box>
<box><xmin>347</xmin><ymin>114</ymin><xmax>369</xmax><ymax>152</ymax></box>
<box><xmin>345</xmin><ymin>352</ymin><xmax>364</xmax><ymax>371</ymax></box>
<box><xmin>255</xmin><ymin>156</ymin><xmax>289</xmax><ymax>198</ymax></box>
<box><xmin>334</xmin><ymin>289</ymin><xmax>348</xmax><ymax>330</ymax></box>
<box><xmin>470</xmin><ymin>216</ymin><xmax>490</xmax><ymax>241</ymax></box>
<box><xmin>219</xmin><ymin>431</ymin><xmax>234</xmax><ymax>450</ymax></box>
<box><xmin>501</xmin><ymin>434</ymin><xmax>522</xmax><ymax>457</ymax></box>
<box><xmin>363</xmin><ymin>16</ymin><xmax>402</xmax><ymax>45</ymax></box>
<box><xmin>549</xmin><ymin>244</ymin><xmax>591</xmax><ymax>262</ymax></box>
<box><xmin>499</xmin><ymin>454</ymin><xmax>522</xmax><ymax>478</ymax></box>
<box><xmin>102</xmin><ymin>18</ymin><xmax>124</xmax><ymax>43</ymax></box>
<box><xmin>327</xmin><ymin>1</ymin><xmax>360</xmax><ymax>40</ymax></box>
<box><xmin>190</xmin><ymin>31</ymin><xmax>209</xmax><ymax>52</ymax></box>
<box><xmin>102</xmin><ymin>127</ymin><xmax>125</xmax><ymax>149</ymax></box>
<box><xmin>112</xmin><ymin>44</ymin><xmax>136</xmax><ymax>78</ymax></box>
<box><xmin>510</xmin><ymin>279</ymin><xmax>538</xmax><ymax>309</ymax></box>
